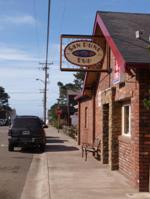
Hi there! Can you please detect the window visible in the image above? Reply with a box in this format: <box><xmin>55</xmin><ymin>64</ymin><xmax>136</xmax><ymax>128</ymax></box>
<box><xmin>122</xmin><ymin>104</ymin><xmax>131</xmax><ymax>136</ymax></box>
<box><xmin>85</xmin><ymin>107</ymin><xmax>88</xmax><ymax>128</ymax></box>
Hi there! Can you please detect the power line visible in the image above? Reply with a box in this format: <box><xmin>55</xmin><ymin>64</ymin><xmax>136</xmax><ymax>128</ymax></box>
<box><xmin>43</xmin><ymin>0</ymin><xmax>51</xmax><ymax>123</ymax></box>
<box><xmin>10</xmin><ymin>99</ymin><xmax>43</xmax><ymax>102</ymax></box>
<box><xmin>8</xmin><ymin>92</ymin><xmax>42</xmax><ymax>94</ymax></box>
<box><xmin>45</xmin><ymin>0</ymin><xmax>51</xmax><ymax>65</ymax></box>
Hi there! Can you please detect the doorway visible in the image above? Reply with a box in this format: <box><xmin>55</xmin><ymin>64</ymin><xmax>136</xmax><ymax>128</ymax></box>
<box><xmin>102</xmin><ymin>104</ymin><xmax>109</xmax><ymax>164</ymax></box>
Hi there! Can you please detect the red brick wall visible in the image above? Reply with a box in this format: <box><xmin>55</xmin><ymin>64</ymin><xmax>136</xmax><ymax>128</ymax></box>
<box><xmin>79</xmin><ymin>99</ymin><xmax>94</xmax><ymax>144</ymax></box>
<box><xmin>78</xmin><ymin>37</ymin><xmax>150</xmax><ymax>191</ymax></box>
<box><xmin>118</xmin><ymin>68</ymin><xmax>150</xmax><ymax>191</ymax></box>
<box><xmin>114</xmin><ymin>84</ymin><xmax>139</xmax><ymax>188</ymax></box>
<box><xmin>119</xmin><ymin>136</ymin><xmax>133</xmax><ymax>179</ymax></box>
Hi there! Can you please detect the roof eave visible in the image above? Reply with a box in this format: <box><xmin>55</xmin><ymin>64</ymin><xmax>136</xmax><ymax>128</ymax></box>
<box><xmin>94</xmin><ymin>12</ymin><xmax>126</xmax><ymax>68</ymax></box>
<box><xmin>126</xmin><ymin>62</ymin><xmax>150</xmax><ymax>68</ymax></box>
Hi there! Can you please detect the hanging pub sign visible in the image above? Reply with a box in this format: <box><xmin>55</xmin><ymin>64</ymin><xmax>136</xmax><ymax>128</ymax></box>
<box><xmin>64</xmin><ymin>40</ymin><xmax>104</xmax><ymax>67</ymax></box>
<box><xmin>60</xmin><ymin>34</ymin><xmax>109</xmax><ymax>72</ymax></box>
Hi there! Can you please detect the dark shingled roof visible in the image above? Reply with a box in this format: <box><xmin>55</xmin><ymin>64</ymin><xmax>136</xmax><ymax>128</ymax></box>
<box><xmin>97</xmin><ymin>11</ymin><xmax>150</xmax><ymax>64</ymax></box>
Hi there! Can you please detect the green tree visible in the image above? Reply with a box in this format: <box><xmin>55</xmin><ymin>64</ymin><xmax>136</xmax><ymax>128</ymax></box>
<box><xmin>57</xmin><ymin>82</ymin><xmax>77</xmax><ymax>104</ymax></box>
<box><xmin>73</xmin><ymin>71</ymin><xmax>85</xmax><ymax>89</ymax></box>
<box><xmin>143</xmin><ymin>89</ymin><xmax>150</xmax><ymax>110</ymax></box>
<box><xmin>48</xmin><ymin>102</ymin><xmax>68</xmax><ymax>128</ymax></box>
<box><xmin>49</xmin><ymin>103</ymin><xmax>58</xmax><ymax>120</ymax></box>
<box><xmin>57</xmin><ymin>71</ymin><xmax>85</xmax><ymax>101</ymax></box>
<box><xmin>0</xmin><ymin>87</ymin><xmax>11</xmax><ymax>111</ymax></box>
<box><xmin>49</xmin><ymin>71</ymin><xmax>85</xmax><ymax>125</ymax></box>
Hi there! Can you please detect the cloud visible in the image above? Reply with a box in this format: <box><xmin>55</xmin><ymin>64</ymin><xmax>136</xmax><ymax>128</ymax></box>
<box><xmin>0</xmin><ymin>44</ymin><xmax>39</xmax><ymax>61</ymax></box>
<box><xmin>0</xmin><ymin>15</ymin><xmax>36</xmax><ymax>25</ymax></box>
<box><xmin>0</xmin><ymin>42</ymin><xmax>75</xmax><ymax>113</ymax></box>
<box><xmin>0</xmin><ymin>42</ymin><xmax>60</xmax><ymax>64</ymax></box>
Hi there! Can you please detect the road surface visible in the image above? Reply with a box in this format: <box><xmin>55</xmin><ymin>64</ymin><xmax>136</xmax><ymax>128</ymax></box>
<box><xmin>0</xmin><ymin>126</ymin><xmax>33</xmax><ymax>199</ymax></box>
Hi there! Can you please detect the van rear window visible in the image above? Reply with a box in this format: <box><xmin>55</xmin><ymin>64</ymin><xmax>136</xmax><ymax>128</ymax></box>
<box><xmin>13</xmin><ymin>118</ymin><xmax>42</xmax><ymax>128</ymax></box>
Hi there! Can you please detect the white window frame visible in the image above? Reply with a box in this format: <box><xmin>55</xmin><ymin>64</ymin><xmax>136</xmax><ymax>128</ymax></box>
<box><xmin>122</xmin><ymin>104</ymin><xmax>131</xmax><ymax>136</ymax></box>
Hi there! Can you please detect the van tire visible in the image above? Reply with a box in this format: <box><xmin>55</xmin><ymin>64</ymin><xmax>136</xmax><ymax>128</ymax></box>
<box><xmin>40</xmin><ymin>144</ymin><xmax>45</xmax><ymax>153</ymax></box>
<box><xmin>8</xmin><ymin>143</ymin><xmax>14</xmax><ymax>151</ymax></box>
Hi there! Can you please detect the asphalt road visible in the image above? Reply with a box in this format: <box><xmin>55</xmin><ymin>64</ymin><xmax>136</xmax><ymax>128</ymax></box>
<box><xmin>0</xmin><ymin>126</ymin><xmax>33</xmax><ymax>199</ymax></box>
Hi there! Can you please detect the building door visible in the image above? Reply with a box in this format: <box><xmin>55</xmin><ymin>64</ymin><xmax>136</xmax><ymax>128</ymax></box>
<box><xmin>102</xmin><ymin>104</ymin><xmax>109</xmax><ymax>164</ymax></box>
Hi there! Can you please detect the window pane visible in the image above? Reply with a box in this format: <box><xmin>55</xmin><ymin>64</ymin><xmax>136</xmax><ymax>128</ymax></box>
<box><xmin>122</xmin><ymin>104</ymin><xmax>131</xmax><ymax>136</ymax></box>
<box><xmin>124</xmin><ymin>106</ymin><xmax>129</xmax><ymax>134</ymax></box>
<box><xmin>85</xmin><ymin>107</ymin><xmax>88</xmax><ymax>128</ymax></box>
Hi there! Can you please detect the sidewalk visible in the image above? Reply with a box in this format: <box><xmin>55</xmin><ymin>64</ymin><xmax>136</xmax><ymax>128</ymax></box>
<box><xmin>21</xmin><ymin>126</ymin><xmax>150</xmax><ymax>199</ymax></box>
<box><xmin>45</xmin><ymin>126</ymin><xmax>146</xmax><ymax>199</ymax></box>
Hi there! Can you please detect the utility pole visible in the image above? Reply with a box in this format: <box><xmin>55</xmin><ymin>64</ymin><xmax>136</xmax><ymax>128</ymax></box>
<box><xmin>44</xmin><ymin>64</ymin><xmax>48</xmax><ymax>124</ymax></box>
<box><xmin>39</xmin><ymin>62</ymin><xmax>52</xmax><ymax>123</ymax></box>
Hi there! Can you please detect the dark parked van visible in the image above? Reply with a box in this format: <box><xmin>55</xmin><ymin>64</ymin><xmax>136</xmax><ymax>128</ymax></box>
<box><xmin>8</xmin><ymin>115</ymin><xmax>47</xmax><ymax>152</ymax></box>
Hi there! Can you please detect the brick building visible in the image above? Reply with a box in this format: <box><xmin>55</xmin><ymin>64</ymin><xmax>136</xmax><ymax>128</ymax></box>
<box><xmin>77</xmin><ymin>11</ymin><xmax>150</xmax><ymax>192</ymax></box>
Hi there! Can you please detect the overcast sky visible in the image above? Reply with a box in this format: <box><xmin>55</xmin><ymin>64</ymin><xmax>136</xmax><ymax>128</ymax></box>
<box><xmin>0</xmin><ymin>0</ymin><xmax>149</xmax><ymax>118</ymax></box>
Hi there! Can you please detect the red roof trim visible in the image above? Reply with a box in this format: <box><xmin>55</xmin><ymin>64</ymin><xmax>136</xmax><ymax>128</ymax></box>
<box><xmin>94</xmin><ymin>13</ymin><xmax>126</xmax><ymax>71</ymax></box>
<box><xmin>78</xmin><ymin>12</ymin><xmax>128</xmax><ymax>100</ymax></box>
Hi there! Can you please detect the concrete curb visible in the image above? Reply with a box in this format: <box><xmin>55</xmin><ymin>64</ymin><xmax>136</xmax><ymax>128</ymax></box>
<box><xmin>126</xmin><ymin>192</ymin><xmax>150</xmax><ymax>199</ymax></box>
<box><xmin>20</xmin><ymin>153</ymin><xmax>49</xmax><ymax>199</ymax></box>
